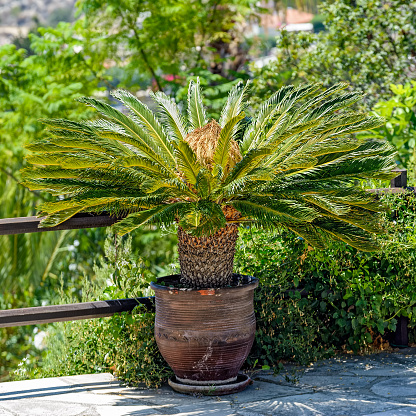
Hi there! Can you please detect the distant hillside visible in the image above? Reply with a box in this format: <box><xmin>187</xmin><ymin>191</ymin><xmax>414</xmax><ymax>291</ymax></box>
<box><xmin>0</xmin><ymin>0</ymin><xmax>76</xmax><ymax>45</ymax></box>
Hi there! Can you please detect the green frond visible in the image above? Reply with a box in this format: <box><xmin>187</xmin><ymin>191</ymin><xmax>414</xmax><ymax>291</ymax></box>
<box><xmin>25</xmin><ymin>142</ymin><xmax>74</xmax><ymax>153</ymax></box>
<box><xmin>219</xmin><ymin>81</ymin><xmax>251</xmax><ymax>128</ymax></box>
<box><xmin>221</xmin><ymin>170</ymin><xmax>272</xmax><ymax>198</ymax></box>
<box><xmin>110</xmin><ymin>89</ymin><xmax>176</xmax><ymax>165</ymax></box>
<box><xmin>302</xmin><ymin>194</ymin><xmax>351</xmax><ymax>216</ymax></box>
<box><xmin>38</xmin><ymin>197</ymin><xmax>135</xmax><ymax>227</ymax></box>
<box><xmin>284</xmin><ymin>223</ymin><xmax>329</xmax><ymax>249</ymax></box>
<box><xmin>308</xmin><ymin>218</ymin><xmax>380</xmax><ymax>251</ymax></box>
<box><xmin>38</xmin><ymin>206</ymin><xmax>85</xmax><ymax>228</ymax></box>
<box><xmin>113</xmin><ymin>202</ymin><xmax>187</xmax><ymax>236</ymax></box>
<box><xmin>295</xmin><ymin>154</ymin><xmax>396</xmax><ymax>183</ymax></box>
<box><xmin>45</xmin><ymin>128</ymin><xmax>136</xmax><ymax>157</ymax></box>
<box><xmin>277</xmin><ymin>155</ymin><xmax>318</xmax><ymax>172</ymax></box>
<box><xmin>300</xmin><ymin>91</ymin><xmax>362</xmax><ymax>122</ymax></box>
<box><xmin>240</xmin><ymin>85</ymin><xmax>295</xmax><ymax>154</ymax></box>
<box><xmin>295</xmin><ymin>82</ymin><xmax>350</xmax><ymax>117</ymax></box>
<box><xmin>225</xmin><ymin>147</ymin><xmax>272</xmax><ymax>187</ymax></box>
<box><xmin>265</xmin><ymin>118</ymin><xmax>323</xmax><ymax>160</ymax></box>
<box><xmin>39</xmin><ymin>195</ymin><xmax>161</xmax><ymax>217</ymax></box>
<box><xmin>38</xmin><ymin>199</ymin><xmax>85</xmax><ymax>215</ymax></box>
<box><xmin>21</xmin><ymin>166</ymin><xmax>80</xmax><ymax>179</ymax></box>
<box><xmin>328</xmin><ymin>115</ymin><xmax>386</xmax><ymax>137</ymax></box>
<box><xmin>121</xmin><ymin>156</ymin><xmax>176</xmax><ymax>180</ymax></box>
<box><xmin>230</xmin><ymin>199</ymin><xmax>319</xmax><ymax>224</ymax></box>
<box><xmin>283</xmin><ymin>217</ymin><xmax>379</xmax><ymax>252</ymax></box>
<box><xmin>39</xmin><ymin>119</ymin><xmax>95</xmax><ymax>135</ymax></box>
<box><xmin>259</xmin><ymin>84</ymin><xmax>323</xmax><ymax>147</ymax></box>
<box><xmin>150</xmin><ymin>91</ymin><xmax>188</xmax><ymax>141</ymax></box>
<box><xmin>308</xmin><ymin>137</ymin><xmax>360</xmax><ymax>158</ymax></box>
<box><xmin>139</xmin><ymin>176</ymin><xmax>196</xmax><ymax>200</ymax></box>
<box><xmin>77</xmin><ymin>97</ymin><xmax>175</xmax><ymax>171</ymax></box>
<box><xmin>175</xmin><ymin>140</ymin><xmax>202</xmax><ymax>186</ymax></box>
<box><xmin>86</xmin><ymin>119</ymin><xmax>172</xmax><ymax>171</ymax></box>
<box><xmin>195</xmin><ymin>169</ymin><xmax>214</xmax><ymax>199</ymax></box>
<box><xmin>26</xmin><ymin>151</ymin><xmax>114</xmax><ymax>168</ymax></box>
<box><xmin>187</xmin><ymin>77</ymin><xmax>208</xmax><ymax>130</ymax></box>
<box><xmin>241</xmin><ymin>83</ymin><xmax>322</xmax><ymax>154</ymax></box>
<box><xmin>213</xmin><ymin>112</ymin><xmax>245</xmax><ymax>172</ymax></box>
<box><xmin>179</xmin><ymin>200</ymin><xmax>226</xmax><ymax>236</ymax></box>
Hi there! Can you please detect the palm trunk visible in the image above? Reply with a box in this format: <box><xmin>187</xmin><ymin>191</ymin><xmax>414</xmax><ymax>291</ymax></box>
<box><xmin>177</xmin><ymin>224</ymin><xmax>239</xmax><ymax>288</ymax></box>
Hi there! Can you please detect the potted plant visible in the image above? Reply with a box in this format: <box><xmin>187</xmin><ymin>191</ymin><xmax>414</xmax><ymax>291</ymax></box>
<box><xmin>21</xmin><ymin>80</ymin><xmax>396</xmax><ymax>394</ymax></box>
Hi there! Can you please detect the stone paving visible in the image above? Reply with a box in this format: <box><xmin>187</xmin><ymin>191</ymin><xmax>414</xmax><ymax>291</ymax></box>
<box><xmin>1</xmin><ymin>347</ymin><xmax>416</xmax><ymax>415</ymax></box>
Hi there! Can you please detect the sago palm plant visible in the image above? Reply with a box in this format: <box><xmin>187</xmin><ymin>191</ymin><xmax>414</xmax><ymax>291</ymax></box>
<box><xmin>21</xmin><ymin>80</ymin><xmax>396</xmax><ymax>288</ymax></box>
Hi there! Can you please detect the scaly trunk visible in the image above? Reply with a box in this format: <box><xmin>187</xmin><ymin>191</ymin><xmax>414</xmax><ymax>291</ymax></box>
<box><xmin>177</xmin><ymin>224</ymin><xmax>239</xmax><ymax>288</ymax></box>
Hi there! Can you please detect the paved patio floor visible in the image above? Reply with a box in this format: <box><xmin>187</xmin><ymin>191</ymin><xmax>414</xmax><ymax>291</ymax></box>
<box><xmin>1</xmin><ymin>347</ymin><xmax>416</xmax><ymax>416</ymax></box>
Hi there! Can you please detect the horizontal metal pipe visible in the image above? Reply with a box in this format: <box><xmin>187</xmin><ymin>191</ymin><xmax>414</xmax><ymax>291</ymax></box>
<box><xmin>0</xmin><ymin>297</ymin><xmax>155</xmax><ymax>328</ymax></box>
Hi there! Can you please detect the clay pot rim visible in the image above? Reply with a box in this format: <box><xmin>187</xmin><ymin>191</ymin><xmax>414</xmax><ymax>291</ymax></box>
<box><xmin>150</xmin><ymin>273</ymin><xmax>258</xmax><ymax>293</ymax></box>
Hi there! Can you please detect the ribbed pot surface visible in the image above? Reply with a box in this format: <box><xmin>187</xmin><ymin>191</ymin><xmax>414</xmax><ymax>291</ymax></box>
<box><xmin>151</xmin><ymin>274</ymin><xmax>258</xmax><ymax>385</ymax></box>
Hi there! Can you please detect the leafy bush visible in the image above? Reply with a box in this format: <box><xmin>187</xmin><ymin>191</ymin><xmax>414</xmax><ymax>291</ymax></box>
<box><xmin>236</xmin><ymin>192</ymin><xmax>416</xmax><ymax>366</ymax></box>
<box><xmin>359</xmin><ymin>83</ymin><xmax>416</xmax><ymax>184</ymax></box>
<box><xmin>16</xmin><ymin>233</ymin><xmax>172</xmax><ymax>387</ymax></box>
<box><xmin>250</xmin><ymin>0</ymin><xmax>416</xmax><ymax>107</ymax></box>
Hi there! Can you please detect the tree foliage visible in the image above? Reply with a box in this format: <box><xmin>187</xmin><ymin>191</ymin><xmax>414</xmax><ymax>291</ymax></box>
<box><xmin>359</xmin><ymin>83</ymin><xmax>416</xmax><ymax>183</ymax></box>
<box><xmin>76</xmin><ymin>0</ymin><xmax>261</xmax><ymax>89</ymax></box>
<box><xmin>252</xmin><ymin>0</ymin><xmax>416</xmax><ymax>106</ymax></box>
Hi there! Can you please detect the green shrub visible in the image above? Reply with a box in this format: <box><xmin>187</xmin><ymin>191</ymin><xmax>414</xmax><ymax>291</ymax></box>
<box><xmin>236</xmin><ymin>192</ymin><xmax>416</xmax><ymax>367</ymax></box>
<box><xmin>16</xmin><ymin>233</ymin><xmax>172</xmax><ymax>387</ymax></box>
<box><xmin>359</xmin><ymin>83</ymin><xmax>416</xmax><ymax>184</ymax></box>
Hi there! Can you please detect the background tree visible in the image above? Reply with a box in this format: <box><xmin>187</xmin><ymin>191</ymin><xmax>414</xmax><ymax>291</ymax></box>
<box><xmin>252</xmin><ymin>0</ymin><xmax>416</xmax><ymax>106</ymax></box>
<box><xmin>76</xmin><ymin>0</ymin><xmax>262</xmax><ymax>90</ymax></box>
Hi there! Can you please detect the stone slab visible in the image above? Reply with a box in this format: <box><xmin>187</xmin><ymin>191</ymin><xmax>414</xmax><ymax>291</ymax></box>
<box><xmin>219</xmin><ymin>380</ymin><xmax>310</xmax><ymax>404</ymax></box>
<box><xmin>237</xmin><ymin>392</ymin><xmax>395</xmax><ymax>416</ymax></box>
<box><xmin>364</xmin><ymin>407</ymin><xmax>416</xmax><ymax>415</ymax></box>
<box><xmin>296</xmin><ymin>375</ymin><xmax>377</xmax><ymax>392</ymax></box>
<box><xmin>0</xmin><ymin>400</ymin><xmax>92</xmax><ymax>416</ymax></box>
<box><xmin>0</xmin><ymin>376</ymin><xmax>71</xmax><ymax>401</ymax></box>
<box><xmin>174</xmin><ymin>400</ymin><xmax>238</xmax><ymax>416</ymax></box>
<box><xmin>95</xmin><ymin>405</ymin><xmax>164</xmax><ymax>416</ymax></box>
<box><xmin>371</xmin><ymin>377</ymin><xmax>416</xmax><ymax>399</ymax></box>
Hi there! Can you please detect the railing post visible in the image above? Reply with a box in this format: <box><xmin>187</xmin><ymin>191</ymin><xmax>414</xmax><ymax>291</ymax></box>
<box><xmin>391</xmin><ymin>168</ymin><xmax>409</xmax><ymax>348</ymax></box>
<box><xmin>390</xmin><ymin>168</ymin><xmax>407</xmax><ymax>188</ymax></box>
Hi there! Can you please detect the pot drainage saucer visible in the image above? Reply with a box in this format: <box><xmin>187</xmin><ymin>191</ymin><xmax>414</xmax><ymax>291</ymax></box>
<box><xmin>168</xmin><ymin>373</ymin><xmax>251</xmax><ymax>395</ymax></box>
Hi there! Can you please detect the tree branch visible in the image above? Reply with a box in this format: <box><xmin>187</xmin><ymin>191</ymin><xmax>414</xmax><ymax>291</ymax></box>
<box><xmin>118</xmin><ymin>7</ymin><xmax>164</xmax><ymax>91</ymax></box>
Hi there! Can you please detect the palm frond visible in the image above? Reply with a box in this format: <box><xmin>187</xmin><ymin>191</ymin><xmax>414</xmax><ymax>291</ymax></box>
<box><xmin>175</xmin><ymin>140</ymin><xmax>202</xmax><ymax>186</ymax></box>
<box><xmin>113</xmin><ymin>202</ymin><xmax>187</xmax><ymax>236</ymax></box>
<box><xmin>38</xmin><ymin>207</ymin><xmax>85</xmax><ymax>228</ymax></box>
<box><xmin>46</xmin><ymin>128</ymin><xmax>135</xmax><ymax>157</ymax></box>
<box><xmin>230</xmin><ymin>199</ymin><xmax>319</xmax><ymax>224</ymax></box>
<box><xmin>150</xmin><ymin>91</ymin><xmax>188</xmax><ymax>141</ymax></box>
<box><xmin>213</xmin><ymin>113</ymin><xmax>245</xmax><ymax>172</ymax></box>
<box><xmin>187</xmin><ymin>78</ymin><xmax>208</xmax><ymax>130</ymax></box>
<box><xmin>225</xmin><ymin>147</ymin><xmax>272</xmax><ymax>187</ymax></box>
<box><xmin>121</xmin><ymin>156</ymin><xmax>176</xmax><ymax>180</ymax></box>
<box><xmin>25</xmin><ymin>151</ymin><xmax>114</xmax><ymax>168</ymax></box>
<box><xmin>110</xmin><ymin>89</ymin><xmax>176</xmax><ymax>165</ymax></box>
<box><xmin>219</xmin><ymin>81</ymin><xmax>251</xmax><ymax>128</ymax></box>
<box><xmin>77</xmin><ymin>98</ymin><xmax>175</xmax><ymax>171</ymax></box>
<box><xmin>179</xmin><ymin>200</ymin><xmax>226</xmax><ymax>236</ymax></box>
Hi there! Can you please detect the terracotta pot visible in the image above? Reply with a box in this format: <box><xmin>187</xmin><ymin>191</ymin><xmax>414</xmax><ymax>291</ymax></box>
<box><xmin>150</xmin><ymin>274</ymin><xmax>258</xmax><ymax>385</ymax></box>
